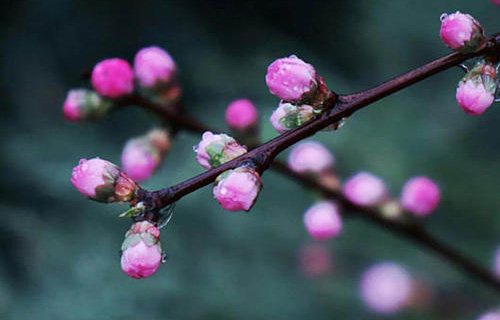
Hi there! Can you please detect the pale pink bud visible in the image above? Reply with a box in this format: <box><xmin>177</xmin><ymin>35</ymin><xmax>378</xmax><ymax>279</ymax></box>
<box><xmin>122</xmin><ymin>139</ymin><xmax>160</xmax><ymax>181</ymax></box>
<box><xmin>288</xmin><ymin>141</ymin><xmax>334</xmax><ymax>174</ymax></box>
<box><xmin>270</xmin><ymin>102</ymin><xmax>314</xmax><ymax>133</ymax></box>
<box><xmin>440</xmin><ymin>12</ymin><xmax>485</xmax><ymax>53</ymax></box>
<box><xmin>213</xmin><ymin>167</ymin><xmax>262</xmax><ymax>212</ymax></box>
<box><xmin>71</xmin><ymin>157</ymin><xmax>137</xmax><ymax>202</ymax></box>
<box><xmin>456</xmin><ymin>63</ymin><xmax>497</xmax><ymax>115</ymax></box>
<box><xmin>265</xmin><ymin>55</ymin><xmax>317</xmax><ymax>102</ymax></box>
<box><xmin>194</xmin><ymin>131</ymin><xmax>247</xmax><ymax>169</ymax></box>
<box><xmin>134</xmin><ymin>46</ymin><xmax>176</xmax><ymax>88</ymax></box>
<box><xmin>62</xmin><ymin>89</ymin><xmax>112</xmax><ymax>122</ymax></box>
<box><xmin>121</xmin><ymin>221</ymin><xmax>162</xmax><ymax>279</ymax></box>
<box><xmin>478</xmin><ymin>311</ymin><xmax>500</xmax><ymax>320</ymax></box>
<box><xmin>401</xmin><ymin>176</ymin><xmax>440</xmax><ymax>216</ymax></box>
<box><xmin>303</xmin><ymin>201</ymin><xmax>342</xmax><ymax>240</ymax></box>
<box><xmin>360</xmin><ymin>262</ymin><xmax>413</xmax><ymax>314</ymax></box>
<box><xmin>225</xmin><ymin>99</ymin><xmax>259</xmax><ymax>130</ymax></box>
<box><xmin>342</xmin><ymin>172</ymin><xmax>387</xmax><ymax>206</ymax></box>
<box><xmin>91</xmin><ymin>58</ymin><xmax>134</xmax><ymax>98</ymax></box>
<box><xmin>298</xmin><ymin>244</ymin><xmax>332</xmax><ymax>277</ymax></box>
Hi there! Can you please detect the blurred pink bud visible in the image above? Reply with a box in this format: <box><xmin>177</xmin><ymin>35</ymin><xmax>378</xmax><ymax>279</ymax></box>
<box><xmin>213</xmin><ymin>167</ymin><xmax>262</xmax><ymax>211</ymax></box>
<box><xmin>121</xmin><ymin>221</ymin><xmax>162</xmax><ymax>279</ymax></box>
<box><xmin>478</xmin><ymin>311</ymin><xmax>500</xmax><ymax>320</ymax></box>
<box><xmin>456</xmin><ymin>63</ymin><xmax>497</xmax><ymax>115</ymax></box>
<box><xmin>195</xmin><ymin>131</ymin><xmax>247</xmax><ymax>169</ymax></box>
<box><xmin>225</xmin><ymin>99</ymin><xmax>259</xmax><ymax>130</ymax></box>
<box><xmin>440</xmin><ymin>12</ymin><xmax>485</xmax><ymax>53</ymax></box>
<box><xmin>265</xmin><ymin>55</ymin><xmax>317</xmax><ymax>102</ymax></box>
<box><xmin>298</xmin><ymin>244</ymin><xmax>332</xmax><ymax>277</ymax></box>
<box><xmin>303</xmin><ymin>201</ymin><xmax>342</xmax><ymax>240</ymax></box>
<box><xmin>288</xmin><ymin>141</ymin><xmax>334</xmax><ymax>174</ymax></box>
<box><xmin>91</xmin><ymin>58</ymin><xmax>134</xmax><ymax>98</ymax></box>
<box><xmin>146</xmin><ymin>128</ymin><xmax>171</xmax><ymax>153</ymax></box>
<box><xmin>360</xmin><ymin>262</ymin><xmax>413</xmax><ymax>314</ymax></box>
<box><xmin>491</xmin><ymin>0</ymin><xmax>500</xmax><ymax>5</ymax></box>
<box><xmin>401</xmin><ymin>176</ymin><xmax>440</xmax><ymax>216</ymax></box>
<box><xmin>270</xmin><ymin>102</ymin><xmax>314</xmax><ymax>133</ymax></box>
<box><xmin>71</xmin><ymin>158</ymin><xmax>137</xmax><ymax>202</ymax></box>
<box><xmin>494</xmin><ymin>247</ymin><xmax>500</xmax><ymax>277</ymax></box>
<box><xmin>122</xmin><ymin>139</ymin><xmax>160</xmax><ymax>181</ymax></box>
<box><xmin>62</xmin><ymin>89</ymin><xmax>111</xmax><ymax>122</ymax></box>
<box><xmin>342</xmin><ymin>172</ymin><xmax>387</xmax><ymax>206</ymax></box>
<box><xmin>134</xmin><ymin>46</ymin><xmax>176</xmax><ymax>88</ymax></box>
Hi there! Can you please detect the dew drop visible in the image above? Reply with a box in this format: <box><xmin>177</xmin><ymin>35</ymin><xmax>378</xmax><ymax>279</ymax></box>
<box><xmin>440</xmin><ymin>13</ymin><xmax>448</xmax><ymax>22</ymax></box>
<box><xmin>193</xmin><ymin>145</ymin><xmax>198</xmax><ymax>152</ymax></box>
<box><xmin>161</xmin><ymin>252</ymin><xmax>168</xmax><ymax>264</ymax></box>
<box><xmin>333</xmin><ymin>117</ymin><xmax>348</xmax><ymax>130</ymax></box>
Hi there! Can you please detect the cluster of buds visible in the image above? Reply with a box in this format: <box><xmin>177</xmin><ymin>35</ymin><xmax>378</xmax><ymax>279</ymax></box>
<box><xmin>121</xmin><ymin>128</ymin><xmax>171</xmax><ymax>181</ymax></box>
<box><xmin>265</xmin><ymin>55</ymin><xmax>332</xmax><ymax>133</ymax></box>
<box><xmin>62</xmin><ymin>46</ymin><xmax>179</xmax><ymax>121</ymax></box>
<box><xmin>120</xmin><ymin>221</ymin><xmax>163</xmax><ymax>279</ymax></box>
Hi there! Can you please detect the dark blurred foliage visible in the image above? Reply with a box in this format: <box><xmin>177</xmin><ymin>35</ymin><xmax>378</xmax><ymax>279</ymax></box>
<box><xmin>0</xmin><ymin>0</ymin><xmax>499</xmax><ymax>319</ymax></box>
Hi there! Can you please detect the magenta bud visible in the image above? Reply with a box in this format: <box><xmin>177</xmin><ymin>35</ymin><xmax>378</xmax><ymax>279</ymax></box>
<box><xmin>213</xmin><ymin>167</ymin><xmax>262</xmax><ymax>212</ymax></box>
<box><xmin>440</xmin><ymin>12</ymin><xmax>485</xmax><ymax>53</ymax></box>
<box><xmin>91</xmin><ymin>58</ymin><xmax>134</xmax><ymax>98</ymax></box>
<box><xmin>62</xmin><ymin>89</ymin><xmax>112</xmax><ymax>122</ymax></box>
<box><xmin>270</xmin><ymin>102</ymin><xmax>314</xmax><ymax>133</ymax></box>
<box><xmin>401</xmin><ymin>176</ymin><xmax>440</xmax><ymax>216</ymax></box>
<box><xmin>456</xmin><ymin>63</ymin><xmax>497</xmax><ymax>115</ymax></box>
<box><xmin>71</xmin><ymin>157</ymin><xmax>138</xmax><ymax>203</ymax></box>
<box><xmin>225</xmin><ymin>99</ymin><xmax>259</xmax><ymax>130</ymax></box>
<box><xmin>194</xmin><ymin>131</ymin><xmax>247</xmax><ymax>169</ymax></box>
<box><xmin>477</xmin><ymin>311</ymin><xmax>500</xmax><ymax>320</ymax></box>
<box><xmin>360</xmin><ymin>262</ymin><xmax>413</xmax><ymax>314</ymax></box>
<box><xmin>266</xmin><ymin>55</ymin><xmax>318</xmax><ymax>102</ymax></box>
<box><xmin>134</xmin><ymin>46</ymin><xmax>176</xmax><ymax>89</ymax></box>
<box><xmin>120</xmin><ymin>221</ymin><xmax>162</xmax><ymax>279</ymax></box>
<box><xmin>342</xmin><ymin>172</ymin><xmax>388</xmax><ymax>207</ymax></box>
<box><xmin>288</xmin><ymin>141</ymin><xmax>334</xmax><ymax>174</ymax></box>
<box><xmin>303</xmin><ymin>201</ymin><xmax>342</xmax><ymax>241</ymax></box>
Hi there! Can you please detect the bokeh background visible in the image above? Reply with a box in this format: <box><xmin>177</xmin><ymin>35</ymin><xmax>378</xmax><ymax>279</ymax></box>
<box><xmin>1</xmin><ymin>0</ymin><xmax>499</xmax><ymax>319</ymax></box>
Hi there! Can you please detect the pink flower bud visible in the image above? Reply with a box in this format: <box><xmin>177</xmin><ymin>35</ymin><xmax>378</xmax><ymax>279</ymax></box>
<box><xmin>194</xmin><ymin>131</ymin><xmax>247</xmax><ymax>169</ymax></box>
<box><xmin>478</xmin><ymin>312</ymin><xmax>500</xmax><ymax>320</ymax></box>
<box><xmin>121</xmin><ymin>221</ymin><xmax>162</xmax><ymax>279</ymax></box>
<box><xmin>456</xmin><ymin>63</ymin><xmax>497</xmax><ymax>115</ymax></box>
<box><xmin>134</xmin><ymin>46</ymin><xmax>176</xmax><ymax>88</ymax></box>
<box><xmin>440</xmin><ymin>12</ymin><xmax>485</xmax><ymax>53</ymax></box>
<box><xmin>122</xmin><ymin>139</ymin><xmax>160</xmax><ymax>181</ymax></box>
<box><xmin>270</xmin><ymin>102</ymin><xmax>314</xmax><ymax>133</ymax></box>
<box><xmin>342</xmin><ymin>172</ymin><xmax>387</xmax><ymax>206</ymax></box>
<box><xmin>303</xmin><ymin>201</ymin><xmax>342</xmax><ymax>240</ymax></box>
<box><xmin>213</xmin><ymin>167</ymin><xmax>262</xmax><ymax>211</ymax></box>
<box><xmin>401</xmin><ymin>176</ymin><xmax>440</xmax><ymax>216</ymax></box>
<box><xmin>91</xmin><ymin>58</ymin><xmax>134</xmax><ymax>98</ymax></box>
<box><xmin>266</xmin><ymin>55</ymin><xmax>317</xmax><ymax>102</ymax></box>
<box><xmin>62</xmin><ymin>89</ymin><xmax>112</xmax><ymax>122</ymax></box>
<box><xmin>298</xmin><ymin>244</ymin><xmax>332</xmax><ymax>277</ymax></box>
<box><xmin>288</xmin><ymin>141</ymin><xmax>334</xmax><ymax>173</ymax></box>
<box><xmin>225</xmin><ymin>99</ymin><xmax>259</xmax><ymax>130</ymax></box>
<box><xmin>71</xmin><ymin>158</ymin><xmax>137</xmax><ymax>202</ymax></box>
<box><xmin>360</xmin><ymin>262</ymin><xmax>413</xmax><ymax>314</ymax></box>
<box><xmin>146</xmin><ymin>128</ymin><xmax>171</xmax><ymax>153</ymax></box>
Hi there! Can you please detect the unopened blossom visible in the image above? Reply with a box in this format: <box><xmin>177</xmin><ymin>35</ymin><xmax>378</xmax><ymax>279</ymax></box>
<box><xmin>213</xmin><ymin>167</ymin><xmax>262</xmax><ymax>211</ymax></box>
<box><xmin>225</xmin><ymin>99</ymin><xmax>259</xmax><ymax>130</ymax></box>
<box><xmin>342</xmin><ymin>172</ymin><xmax>387</xmax><ymax>206</ymax></box>
<box><xmin>270</xmin><ymin>102</ymin><xmax>314</xmax><ymax>133</ymax></box>
<box><xmin>63</xmin><ymin>89</ymin><xmax>112</xmax><ymax>121</ymax></box>
<box><xmin>195</xmin><ymin>131</ymin><xmax>247</xmax><ymax>169</ymax></box>
<box><xmin>440</xmin><ymin>12</ymin><xmax>485</xmax><ymax>53</ymax></box>
<box><xmin>121</xmin><ymin>221</ymin><xmax>162</xmax><ymax>279</ymax></box>
<box><xmin>91</xmin><ymin>58</ymin><xmax>134</xmax><ymax>98</ymax></box>
<box><xmin>456</xmin><ymin>63</ymin><xmax>497</xmax><ymax>115</ymax></box>
<box><xmin>298</xmin><ymin>244</ymin><xmax>332</xmax><ymax>277</ymax></box>
<box><xmin>360</xmin><ymin>262</ymin><xmax>413</xmax><ymax>314</ymax></box>
<box><xmin>265</xmin><ymin>55</ymin><xmax>318</xmax><ymax>102</ymax></box>
<box><xmin>401</xmin><ymin>176</ymin><xmax>441</xmax><ymax>216</ymax></box>
<box><xmin>71</xmin><ymin>157</ymin><xmax>137</xmax><ymax>202</ymax></box>
<box><xmin>134</xmin><ymin>46</ymin><xmax>176</xmax><ymax>88</ymax></box>
<box><xmin>478</xmin><ymin>311</ymin><xmax>500</xmax><ymax>320</ymax></box>
<box><xmin>288</xmin><ymin>141</ymin><xmax>334</xmax><ymax>174</ymax></box>
<box><xmin>303</xmin><ymin>201</ymin><xmax>342</xmax><ymax>240</ymax></box>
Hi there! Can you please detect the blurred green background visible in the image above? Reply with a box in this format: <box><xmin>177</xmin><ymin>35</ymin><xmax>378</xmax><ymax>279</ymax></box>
<box><xmin>1</xmin><ymin>0</ymin><xmax>499</xmax><ymax>319</ymax></box>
